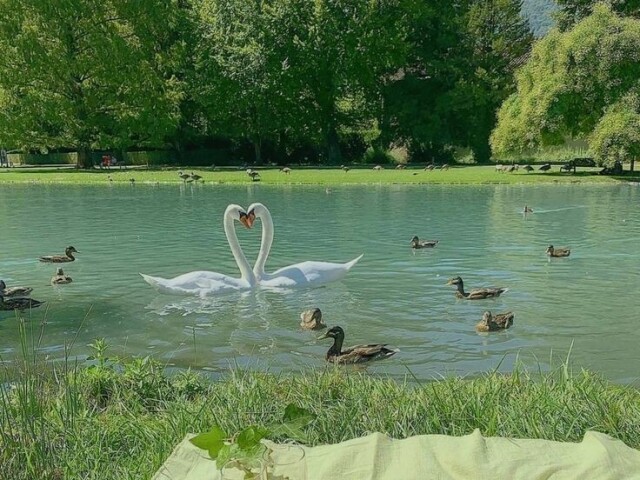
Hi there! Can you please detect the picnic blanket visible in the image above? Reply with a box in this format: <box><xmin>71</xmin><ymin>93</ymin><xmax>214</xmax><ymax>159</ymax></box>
<box><xmin>153</xmin><ymin>429</ymin><xmax>640</xmax><ymax>480</ymax></box>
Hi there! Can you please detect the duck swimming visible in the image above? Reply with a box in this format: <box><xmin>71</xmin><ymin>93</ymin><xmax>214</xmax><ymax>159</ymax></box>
<box><xmin>300</xmin><ymin>308</ymin><xmax>326</xmax><ymax>330</ymax></box>
<box><xmin>318</xmin><ymin>326</ymin><xmax>398</xmax><ymax>364</ymax></box>
<box><xmin>446</xmin><ymin>276</ymin><xmax>508</xmax><ymax>300</ymax></box>
<box><xmin>476</xmin><ymin>311</ymin><xmax>514</xmax><ymax>332</ymax></box>
<box><xmin>0</xmin><ymin>280</ymin><xmax>33</xmax><ymax>297</ymax></box>
<box><xmin>546</xmin><ymin>245</ymin><xmax>570</xmax><ymax>257</ymax></box>
<box><xmin>523</xmin><ymin>205</ymin><xmax>533</xmax><ymax>213</ymax></box>
<box><xmin>51</xmin><ymin>268</ymin><xmax>73</xmax><ymax>285</ymax></box>
<box><xmin>0</xmin><ymin>294</ymin><xmax>45</xmax><ymax>311</ymax></box>
<box><xmin>411</xmin><ymin>236</ymin><xmax>439</xmax><ymax>249</ymax></box>
<box><xmin>39</xmin><ymin>246</ymin><xmax>80</xmax><ymax>263</ymax></box>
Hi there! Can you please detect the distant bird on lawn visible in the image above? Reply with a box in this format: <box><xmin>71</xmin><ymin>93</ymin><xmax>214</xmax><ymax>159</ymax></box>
<box><xmin>341</xmin><ymin>165</ymin><xmax>350</xmax><ymax>172</ymax></box>
<box><xmin>546</xmin><ymin>245</ymin><xmax>570</xmax><ymax>257</ymax></box>
<box><xmin>539</xmin><ymin>163</ymin><xmax>551</xmax><ymax>171</ymax></box>
<box><xmin>424</xmin><ymin>164</ymin><xmax>435</xmax><ymax>171</ymax></box>
<box><xmin>524</xmin><ymin>165</ymin><xmax>534</xmax><ymax>172</ymax></box>
<box><xmin>0</xmin><ymin>280</ymin><xmax>33</xmax><ymax>298</ymax></box>
<box><xmin>318</xmin><ymin>326</ymin><xmax>398</xmax><ymax>364</ymax></box>
<box><xmin>39</xmin><ymin>246</ymin><xmax>80</xmax><ymax>263</ymax></box>
<box><xmin>447</xmin><ymin>276</ymin><xmax>508</xmax><ymax>300</ymax></box>
<box><xmin>51</xmin><ymin>268</ymin><xmax>73</xmax><ymax>285</ymax></box>
<box><xmin>178</xmin><ymin>171</ymin><xmax>191</xmax><ymax>181</ymax></box>
<box><xmin>476</xmin><ymin>311</ymin><xmax>514</xmax><ymax>332</ymax></box>
<box><xmin>395</xmin><ymin>164</ymin><xmax>406</xmax><ymax>170</ymax></box>
<box><xmin>247</xmin><ymin>169</ymin><xmax>261</xmax><ymax>181</ymax></box>
<box><xmin>373</xmin><ymin>165</ymin><xmax>383</xmax><ymax>171</ymax></box>
<box><xmin>190</xmin><ymin>172</ymin><xmax>202</xmax><ymax>182</ymax></box>
<box><xmin>280</xmin><ymin>167</ymin><xmax>292</xmax><ymax>174</ymax></box>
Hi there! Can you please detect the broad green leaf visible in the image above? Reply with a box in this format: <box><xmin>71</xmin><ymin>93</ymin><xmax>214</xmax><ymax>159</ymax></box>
<box><xmin>189</xmin><ymin>426</ymin><xmax>227</xmax><ymax>459</ymax></box>
<box><xmin>282</xmin><ymin>404</ymin><xmax>315</xmax><ymax>424</ymax></box>
<box><xmin>236</xmin><ymin>426</ymin><xmax>268</xmax><ymax>450</ymax></box>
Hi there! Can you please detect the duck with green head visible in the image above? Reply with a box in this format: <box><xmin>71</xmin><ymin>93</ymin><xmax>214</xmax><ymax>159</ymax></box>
<box><xmin>411</xmin><ymin>236</ymin><xmax>438</xmax><ymax>249</ymax></box>
<box><xmin>318</xmin><ymin>326</ymin><xmax>398</xmax><ymax>364</ymax></box>
<box><xmin>446</xmin><ymin>276</ymin><xmax>508</xmax><ymax>300</ymax></box>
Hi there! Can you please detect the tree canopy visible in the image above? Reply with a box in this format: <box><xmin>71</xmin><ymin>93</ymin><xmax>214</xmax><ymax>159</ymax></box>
<box><xmin>491</xmin><ymin>4</ymin><xmax>640</xmax><ymax>168</ymax></box>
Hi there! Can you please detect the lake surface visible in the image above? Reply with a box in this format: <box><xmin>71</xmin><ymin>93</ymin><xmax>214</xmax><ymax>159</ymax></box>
<box><xmin>1</xmin><ymin>183</ymin><xmax>639</xmax><ymax>384</ymax></box>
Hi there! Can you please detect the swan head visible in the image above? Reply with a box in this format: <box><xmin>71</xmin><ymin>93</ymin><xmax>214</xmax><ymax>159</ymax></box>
<box><xmin>225</xmin><ymin>204</ymin><xmax>252</xmax><ymax>229</ymax></box>
<box><xmin>245</xmin><ymin>203</ymin><xmax>269</xmax><ymax>228</ymax></box>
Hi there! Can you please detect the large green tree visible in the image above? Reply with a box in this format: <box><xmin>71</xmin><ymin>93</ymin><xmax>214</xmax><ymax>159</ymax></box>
<box><xmin>555</xmin><ymin>0</ymin><xmax>640</xmax><ymax>31</ymax></box>
<box><xmin>491</xmin><ymin>4</ymin><xmax>640</xmax><ymax>169</ymax></box>
<box><xmin>0</xmin><ymin>0</ymin><xmax>184</xmax><ymax>168</ymax></box>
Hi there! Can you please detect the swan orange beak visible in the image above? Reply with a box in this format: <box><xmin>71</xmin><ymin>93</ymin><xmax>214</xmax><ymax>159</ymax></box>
<box><xmin>245</xmin><ymin>210</ymin><xmax>256</xmax><ymax>228</ymax></box>
<box><xmin>239</xmin><ymin>212</ymin><xmax>251</xmax><ymax>228</ymax></box>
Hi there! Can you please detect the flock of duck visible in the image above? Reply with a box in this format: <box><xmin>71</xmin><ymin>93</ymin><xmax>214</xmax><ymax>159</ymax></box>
<box><xmin>1</xmin><ymin>201</ymin><xmax>572</xmax><ymax>366</ymax></box>
<box><xmin>0</xmin><ymin>246</ymin><xmax>77</xmax><ymax>311</ymax></box>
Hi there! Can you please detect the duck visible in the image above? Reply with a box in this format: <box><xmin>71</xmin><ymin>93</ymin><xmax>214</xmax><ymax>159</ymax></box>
<box><xmin>446</xmin><ymin>276</ymin><xmax>508</xmax><ymax>300</ymax></box>
<box><xmin>51</xmin><ymin>268</ymin><xmax>73</xmax><ymax>285</ymax></box>
<box><xmin>0</xmin><ymin>294</ymin><xmax>45</xmax><ymax>311</ymax></box>
<box><xmin>476</xmin><ymin>311</ymin><xmax>514</xmax><ymax>332</ymax></box>
<box><xmin>524</xmin><ymin>165</ymin><xmax>534</xmax><ymax>172</ymax></box>
<box><xmin>0</xmin><ymin>280</ymin><xmax>33</xmax><ymax>298</ymax></box>
<box><xmin>300</xmin><ymin>308</ymin><xmax>326</xmax><ymax>330</ymax></box>
<box><xmin>546</xmin><ymin>245</ymin><xmax>570</xmax><ymax>257</ymax></box>
<box><xmin>523</xmin><ymin>205</ymin><xmax>533</xmax><ymax>213</ymax></box>
<box><xmin>539</xmin><ymin>163</ymin><xmax>551</xmax><ymax>171</ymax></box>
<box><xmin>318</xmin><ymin>326</ymin><xmax>398</xmax><ymax>364</ymax></box>
<box><xmin>411</xmin><ymin>235</ymin><xmax>439</xmax><ymax>249</ymax></box>
<box><xmin>39</xmin><ymin>246</ymin><xmax>80</xmax><ymax>263</ymax></box>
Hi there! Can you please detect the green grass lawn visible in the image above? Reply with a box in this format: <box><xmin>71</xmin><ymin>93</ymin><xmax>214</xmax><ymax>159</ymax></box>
<box><xmin>1</xmin><ymin>165</ymin><xmax>638</xmax><ymax>185</ymax></box>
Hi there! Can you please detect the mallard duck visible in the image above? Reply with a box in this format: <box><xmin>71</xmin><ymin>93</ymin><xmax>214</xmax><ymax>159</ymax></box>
<box><xmin>318</xmin><ymin>326</ymin><xmax>398</xmax><ymax>364</ymax></box>
<box><xmin>523</xmin><ymin>205</ymin><xmax>533</xmax><ymax>213</ymax></box>
<box><xmin>546</xmin><ymin>245</ymin><xmax>570</xmax><ymax>257</ymax></box>
<box><xmin>51</xmin><ymin>268</ymin><xmax>72</xmax><ymax>285</ymax></box>
<box><xmin>411</xmin><ymin>235</ymin><xmax>439</xmax><ymax>249</ymax></box>
<box><xmin>39</xmin><ymin>246</ymin><xmax>79</xmax><ymax>263</ymax></box>
<box><xmin>0</xmin><ymin>280</ymin><xmax>33</xmax><ymax>298</ymax></box>
<box><xmin>476</xmin><ymin>311</ymin><xmax>514</xmax><ymax>332</ymax></box>
<box><xmin>0</xmin><ymin>294</ymin><xmax>45</xmax><ymax>311</ymax></box>
<box><xmin>446</xmin><ymin>276</ymin><xmax>508</xmax><ymax>300</ymax></box>
<box><xmin>300</xmin><ymin>308</ymin><xmax>326</xmax><ymax>330</ymax></box>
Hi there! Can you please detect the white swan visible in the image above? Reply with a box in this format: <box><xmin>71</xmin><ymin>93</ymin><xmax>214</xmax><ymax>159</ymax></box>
<box><xmin>246</xmin><ymin>202</ymin><xmax>363</xmax><ymax>289</ymax></box>
<box><xmin>140</xmin><ymin>204</ymin><xmax>256</xmax><ymax>296</ymax></box>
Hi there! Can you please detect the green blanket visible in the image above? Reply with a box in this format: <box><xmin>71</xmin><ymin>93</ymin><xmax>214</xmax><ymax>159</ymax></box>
<box><xmin>153</xmin><ymin>429</ymin><xmax>640</xmax><ymax>479</ymax></box>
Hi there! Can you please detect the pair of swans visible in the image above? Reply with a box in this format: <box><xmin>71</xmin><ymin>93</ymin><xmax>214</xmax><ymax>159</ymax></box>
<box><xmin>141</xmin><ymin>203</ymin><xmax>362</xmax><ymax>296</ymax></box>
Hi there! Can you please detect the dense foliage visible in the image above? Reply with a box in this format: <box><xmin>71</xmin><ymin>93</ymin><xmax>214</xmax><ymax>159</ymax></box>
<box><xmin>491</xmin><ymin>4</ymin><xmax>640</xmax><ymax>169</ymax></box>
<box><xmin>0</xmin><ymin>0</ymin><xmax>532</xmax><ymax>167</ymax></box>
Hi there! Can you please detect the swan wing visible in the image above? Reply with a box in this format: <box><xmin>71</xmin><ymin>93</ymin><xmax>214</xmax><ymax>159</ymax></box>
<box><xmin>260</xmin><ymin>254</ymin><xmax>363</xmax><ymax>288</ymax></box>
<box><xmin>140</xmin><ymin>271</ymin><xmax>250</xmax><ymax>296</ymax></box>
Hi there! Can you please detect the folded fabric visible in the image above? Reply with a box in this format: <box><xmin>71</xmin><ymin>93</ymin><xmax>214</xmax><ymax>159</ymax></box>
<box><xmin>153</xmin><ymin>429</ymin><xmax>640</xmax><ymax>480</ymax></box>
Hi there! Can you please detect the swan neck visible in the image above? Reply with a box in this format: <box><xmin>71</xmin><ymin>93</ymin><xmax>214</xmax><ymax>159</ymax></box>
<box><xmin>253</xmin><ymin>206</ymin><xmax>274</xmax><ymax>278</ymax></box>
<box><xmin>224</xmin><ymin>207</ymin><xmax>255</xmax><ymax>285</ymax></box>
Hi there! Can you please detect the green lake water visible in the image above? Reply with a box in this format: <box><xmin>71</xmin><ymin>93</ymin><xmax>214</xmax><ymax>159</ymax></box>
<box><xmin>1</xmin><ymin>183</ymin><xmax>639</xmax><ymax>383</ymax></box>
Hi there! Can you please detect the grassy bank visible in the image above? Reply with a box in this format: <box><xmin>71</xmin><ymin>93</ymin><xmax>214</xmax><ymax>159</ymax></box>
<box><xmin>1</xmin><ymin>165</ymin><xmax>638</xmax><ymax>185</ymax></box>
<box><xmin>2</xmin><ymin>338</ymin><xmax>639</xmax><ymax>480</ymax></box>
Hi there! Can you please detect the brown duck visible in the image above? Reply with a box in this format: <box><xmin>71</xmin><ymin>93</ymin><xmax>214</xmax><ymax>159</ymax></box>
<box><xmin>546</xmin><ymin>245</ymin><xmax>570</xmax><ymax>257</ymax></box>
<box><xmin>318</xmin><ymin>326</ymin><xmax>398</xmax><ymax>364</ymax></box>
<box><xmin>411</xmin><ymin>236</ymin><xmax>439</xmax><ymax>249</ymax></box>
<box><xmin>447</xmin><ymin>276</ymin><xmax>508</xmax><ymax>300</ymax></box>
<box><xmin>39</xmin><ymin>246</ymin><xmax>80</xmax><ymax>263</ymax></box>
<box><xmin>476</xmin><ymin>311</ymin><xmax>514</xmax><ymax>332</ymax></box>
<box><xmin>300</xmin><ymin>308</ymin><xmax>326</xmax><ymax>330</ymax></box>
<box><xmin>0</xmin><ymin>280</ymin><xmax>33</xmax><ymax>297</ymax></box>
<box><xmin>0</xmin><ymin>294</ymin><xmax>45</xmax><ymax>311</ymax></box>
<box><xmin>51</xmin><ymin>268</ymin><xmax>73</xmax><ymax>285</ymax></box>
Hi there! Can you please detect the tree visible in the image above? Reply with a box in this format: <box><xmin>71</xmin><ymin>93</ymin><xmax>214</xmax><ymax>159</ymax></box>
<box><xmin>589</xmin><ymin>93</ymin><xmax>640</xmax><ymax>172</ymax></box>
<box><xmin>491</xmin><ymin>4</ymin><xmax>640</xmax><ymax>169</ymax></box>
<box><xmin>0</xmin><ymin>0</ymin><xmax>183</xmax><ymax>168</ymax></box>
<box><xmin>555</xmin><ymin>0</ymin><xmax>640</xmax><ymax>31</ymax></box>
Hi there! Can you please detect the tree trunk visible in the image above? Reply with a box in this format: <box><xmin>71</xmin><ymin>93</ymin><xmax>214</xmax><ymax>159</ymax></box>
<box><xmin>253</xmin><ymin>137</ymin><xmax>262</xmax><ymax>165</ymax></box>
<box><xmin>76</xmin><ymin>146</ymin><xmax>92</xmax><ymax>169</ymax></box>
<box><xmin>631</xmin><ymin>158</ymin><xmax>635</xmax><ymax>173</ymax></box>
<box><xmin>326</xmin><ymin>125</ymin><xmax>342</xmax><ymax>165</ymax></box>
<box><xmin>472</xmin><ymin>137</ymin><xmax>492</xmax><ymax>164</ymax></box>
